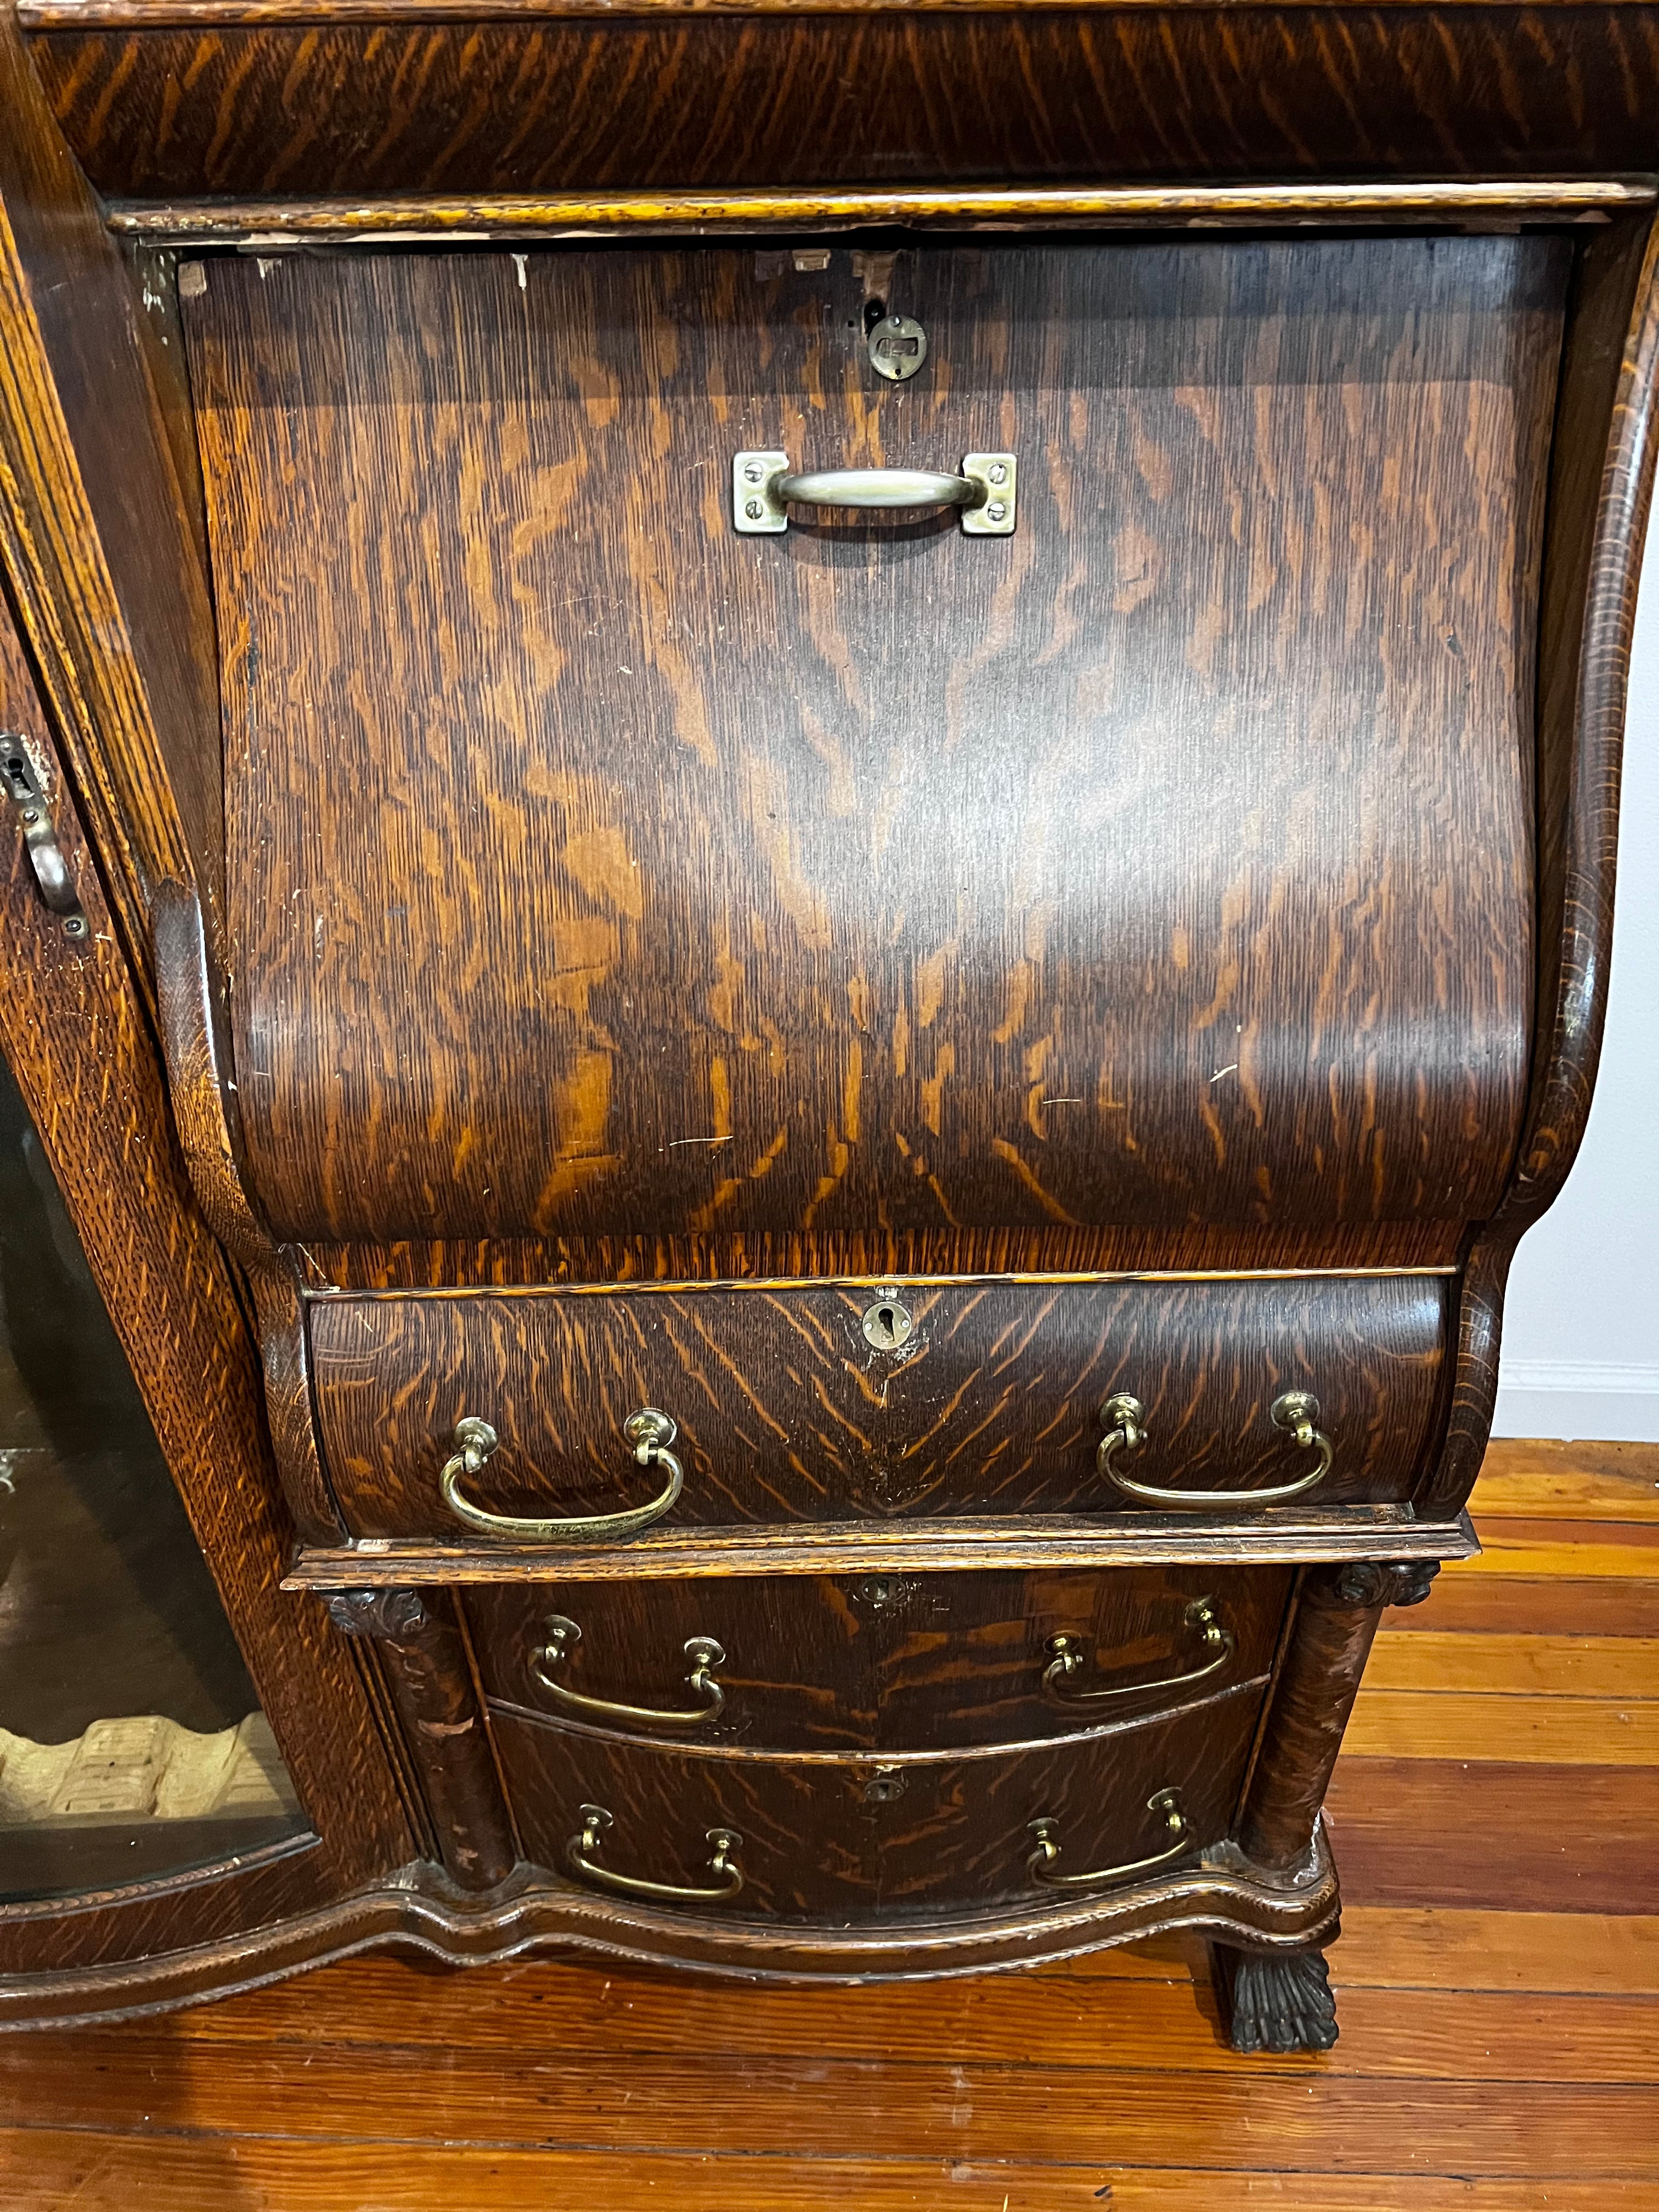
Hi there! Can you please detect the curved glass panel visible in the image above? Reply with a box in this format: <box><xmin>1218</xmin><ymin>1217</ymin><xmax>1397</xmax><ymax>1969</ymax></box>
<box><xmin>0</xmin><ymin>1045</ymin><xmax>306</xmax><ymax>1900</ymax></box>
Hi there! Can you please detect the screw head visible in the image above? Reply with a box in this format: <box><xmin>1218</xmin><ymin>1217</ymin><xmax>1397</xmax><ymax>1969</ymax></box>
<box><xmin>742</xmin><ymin>461</ymin><xmax>765</xmax><ymax>484</ymax></box>
<box><xmin>985</xmin><ymin>501</ymin><xmax>1007</xmax><ymax>523</ymax></box>
<box><xmin>986</xmin><ymin>462</ymin><xmax>1008</xmax><ymax>486</ymax></box>
<box><xmin>744</xmin><ymin>498</ymin><xmax>764</xmax><ymax>520</ymax></box>
<box><xmin>63</xmin><ymin>915</ymin><xmax>88</xmax><ymax>939</ymax></box>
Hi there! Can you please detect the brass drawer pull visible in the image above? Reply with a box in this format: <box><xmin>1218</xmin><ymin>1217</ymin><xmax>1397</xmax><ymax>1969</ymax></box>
<box><xmin>1096</xmin><ymin>1390</ymin><xmax>1333</xmax><ymax>1511</ymax></box>
<box><xmin>566</xmin><ymin>1803</ymin><xmax>744</xmax><ymax>1903</ymax></box>
<box><xmin>1027</xmin><ymin>1790</ymin><xmax>1190</xmax><ymax>1888</ymax></box>
<box><xmin>733</xmin><ymin>451</ymin><xmax>1017</xmax><ymax>535</ymax></box>
<box><xmin>533</xmin><ymin>1615</ymin><xmax>726</xmax><ymax>1729</ymax></box>
<box><xmin>1043</xmin><ymin>1598</ymin><xmax>1234</xmax><ymax>1706</ymax></box>
<box><xmin>438</xmin><ymin>1408</ymin><xmax>684</xmax><ymax>1542</ymax></box>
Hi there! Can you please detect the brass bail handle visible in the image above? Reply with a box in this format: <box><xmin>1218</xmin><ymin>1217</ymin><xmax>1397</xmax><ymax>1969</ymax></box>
<box><xmin>534</xmin><ymin>1614</ymin><xmax>727</xmax><ymax>1729</ymax></box>
<box><xmin>438</xmin><ymin>1406</ymin><xmax>684</xmax><ymax>1542</ymax></box>
<box><xmin>1026</xmin><ymin>1789</ymin><xmax>1192</xmax><ymax>1888</ymax></box>
<box><xmin>1095</xmin><ymin>1390</ymin><xmax>1334</xmax><ymax>1510</ymax></box>
<box><xmin>566</xmin><ymin>1804</ymin><xmax>745</xmax><ymax>1903</ymax></box>
<box><xmin>1042</xmin><ymin>1596</ymin><xmax>1234</xmax><ymax>1706</ymax></box>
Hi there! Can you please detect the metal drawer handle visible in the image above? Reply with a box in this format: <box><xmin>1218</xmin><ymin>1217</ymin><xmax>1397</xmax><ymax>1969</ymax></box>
<box><xmin>438</xmin><ymin>1408</ymin><xmax>684</xmax><ymax>1542</ymax></box>
<box><xmin>1027</xmin><ymin>1790</ymin><xmax>1190</xmax><ymax>1888</ymax></box>
<box><xmin>567</xmin><ymin>1803</ymin><xmax>744</xmax><ymax>1903</ymax></box>
<box><xmin>533</xmin><ymin>1614</ymin><xmax>726</xmax><ymax>1729</ymax></box>
<box><xmin>1096</xmin><ymin>1391</ymin><xmax>1333</xmax><ymax>1511</ymax></box>
<box><xmin>1043</xmin><ymin>1598</ymin><xmax>1234</xmax><ymax>1707</ymax></box>
<box><xmin>733</xmin><ymin>450</ymin><xmax>1016</xmax><ymax>535</ymax></box>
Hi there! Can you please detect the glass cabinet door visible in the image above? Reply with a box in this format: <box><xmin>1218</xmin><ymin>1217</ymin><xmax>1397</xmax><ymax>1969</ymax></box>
<box><xmin>0</xmin><ymin>1038</ymin><xmax>306</xmax><ymax>1901</ymax></box>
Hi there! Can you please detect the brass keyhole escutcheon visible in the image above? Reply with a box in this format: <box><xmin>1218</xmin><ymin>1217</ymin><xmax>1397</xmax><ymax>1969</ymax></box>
<box><xmin>867</xmin><ymin>312</ymin><xmax>928</xmax><ymax>382</ymax></box>
<box><xmin>861</xmin><ymin>1294</ymin><xmax>915</xmax><ymax>1352</ymax></box>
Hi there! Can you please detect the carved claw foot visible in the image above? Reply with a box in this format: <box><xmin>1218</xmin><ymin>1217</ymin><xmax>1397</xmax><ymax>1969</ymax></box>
<box><xmin>1212</xmin><ymin>1943</ymin><xmax>1339</xmax><ymax>2054</ymax></box>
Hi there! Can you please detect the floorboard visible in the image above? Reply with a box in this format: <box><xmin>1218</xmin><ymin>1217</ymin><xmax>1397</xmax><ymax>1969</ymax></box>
<box><xmin>1</xmin><ymin>1438</ymin><xmax>1654</xmax><ymax>2207</ymax></box>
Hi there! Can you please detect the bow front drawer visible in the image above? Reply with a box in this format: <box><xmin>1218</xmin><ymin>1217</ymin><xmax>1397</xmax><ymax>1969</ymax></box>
<box><xmin>492</xmin><ymin>1680</ymin><xmax>1265</xmax><ymax>1923</ymax></box>
<box><xmin>467</xmin><ymin>1563</ymin><xmax>1292</xmax><ymax>1754</ymax></box>
<box><xmin>309</xmin><ymin>1273</ymin><xmax>1449</xmax><ymax>1539</ymax></box>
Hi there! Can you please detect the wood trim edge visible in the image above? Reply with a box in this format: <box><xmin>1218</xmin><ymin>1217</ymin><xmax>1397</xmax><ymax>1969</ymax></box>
<box><xmin>103</xmin><ymin>180</ymin><xmax>1656</xmax><ymax>245</ymax></box>
<box><xmin>0</xmin><ymin>1838</ymin><xmax>1340</xmax><ymax>2027</ymax></box>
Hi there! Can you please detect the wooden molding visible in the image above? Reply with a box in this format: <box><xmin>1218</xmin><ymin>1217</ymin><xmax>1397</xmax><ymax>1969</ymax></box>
<box><xmin>105</xmin><ymin>179</ymin><xmax>1655</xmax><ymax>247</ymax></box>
<box><xmin>284</xmin><ymin>1509</ymin><xmax>1480</xmax><ymax>1589</ymax></box>
<box><xmin>0</xmin><ymin>1835</ymin><xmax>1340</xmax><ymax>2028</ymax></box>
<box><xmin>22</xmin><ymin>0</ymin><xmax>1659</xmax><ymax>21</ymax></box>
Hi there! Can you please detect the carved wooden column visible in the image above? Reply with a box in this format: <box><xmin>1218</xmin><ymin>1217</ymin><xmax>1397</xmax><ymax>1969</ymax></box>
<box><xmin>1215</xmin><ymin>1558</ymin><xmax>1442</xmax><ymax>2052</ymax></box>
<box><xmin>326</xmin><ymin>1588</ymin><xmax>516</xmax><ymax>1893</ymax></box>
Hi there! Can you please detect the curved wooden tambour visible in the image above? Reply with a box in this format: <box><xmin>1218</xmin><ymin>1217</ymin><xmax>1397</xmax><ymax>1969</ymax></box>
<box><xmin>24</xmin><ymin>6</ymin><xmax>1659</xmax><ymax>202</ymax></box>
<box><xmin>308</xmin><ymin>1275</ymin><xmax>1449</xmax><ymax>1537</ymax></box>
<box><xmin>467</xmin><ymin>1566</ymin><xmax>1292</xmax><ymax>1754</ymax></box>
<box><xmin>489</xmin><ymin>1680</ymin><xmax>1263</xmax><ymax>1920</ymax></box>
<box><xmin>180</xmin><ymin>234</ymin><xmax>1553</xmax><ymax>1247</ymax></box>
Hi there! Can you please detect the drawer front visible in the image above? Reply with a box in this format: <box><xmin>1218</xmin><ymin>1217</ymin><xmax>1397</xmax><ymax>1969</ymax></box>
<box><xmin>492</xmin><ymin>1684</ymin><xmax>1262</xmax><ymax>1922</ymax></box>
<box><xmin>312</xmin><ymin>1274</ymin><xmax>1448</xmax><ymax>1537</ymax></box>
<box><xmin>469</xmin><ymin>1564</ymin><xmax>1291</xmax><ymax>1753</ymax></box>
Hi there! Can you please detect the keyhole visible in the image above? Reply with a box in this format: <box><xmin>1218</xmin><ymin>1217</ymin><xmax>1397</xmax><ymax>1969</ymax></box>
<box><xmin>861</xmin><ymin>1295</ymin><xmax>915</xmax><ymax>1351</ymax></box>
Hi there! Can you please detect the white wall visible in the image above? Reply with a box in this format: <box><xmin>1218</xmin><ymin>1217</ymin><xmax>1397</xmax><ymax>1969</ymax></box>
<box><xmin>1494</xmin><ymin>532</ymin><xmax>1659</xmax><ymax>1441</ymax></box>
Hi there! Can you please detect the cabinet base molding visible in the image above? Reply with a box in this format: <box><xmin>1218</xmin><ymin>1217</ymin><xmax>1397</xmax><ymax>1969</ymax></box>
<box><xmin>0</xmin><ymin>1836</ymin><xmax>1339</xmax><ymax>2030</ymax></box>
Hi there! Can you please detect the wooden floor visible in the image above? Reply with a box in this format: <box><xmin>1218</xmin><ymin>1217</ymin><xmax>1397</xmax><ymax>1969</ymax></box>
<box><xmin>3</xmin><ymin>1438</ymin><xmax>1657</xmax><ymax>2209</ymax></box>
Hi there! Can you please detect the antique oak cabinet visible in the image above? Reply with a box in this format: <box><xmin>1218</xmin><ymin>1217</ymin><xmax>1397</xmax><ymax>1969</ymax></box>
<box><xmin>0</xmin><ymin>0</ymin><xmax>1654</xmax><ymax>2053</ymax></box>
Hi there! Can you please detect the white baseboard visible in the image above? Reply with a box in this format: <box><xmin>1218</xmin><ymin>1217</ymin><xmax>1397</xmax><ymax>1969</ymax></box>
<box><xmin>1493</xmin><ymin>1361</ymin><xmax>1659</xmax><ymax>1443</ymax></box>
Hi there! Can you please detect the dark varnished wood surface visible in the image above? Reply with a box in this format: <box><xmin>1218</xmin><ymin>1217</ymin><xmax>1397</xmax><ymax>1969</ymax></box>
<box><xmin>184</xmin><ymin>236</ymin><xmax>1554</xmax><ymax>1249</ymax></box>
<box><xmin>101</xmin><ymin>180</ymin><xmax>1657</xmax><ymax>247</ymax></box>
<box><xmin>0</xmin><ymin>5</ymin><xmax>223</xmax><ymax>970</ymax></box>
<box><xmin>326</xmin><ymin>1590</ymin><xmax>516</xmax><ymax>1889</ymax></box>
<box><xmin>1426</xmin><ymin>212</ymin><xmax>1659</xmax><ymax>1513</ymax></box>
<box><xmin>0</xmin><ymin>590</ymin><xmax>414</xmax><ymax>1970</ymax></box>
<box><xmin>309</xmin><ymin>1275</ymin><xmax>1450</xmax><ymax>1534</ymax></box>
<box><xmin>493</xmin><ymin>1680</ymin><xmax>1262</xmax><ymax>1920</ymax></box>
<box><xmin>284</xmin><ymin>1504</ymin><xmax>1473</xmax><ymax>1585</ymax></box>
<box><xmin>0</xmin><ymin>1441</ymin><xmax>1644</xmax><ymax>2046</ymax></box>
<box><xmin>300</xmin><ymin>1226</ymin><xmax>1468</xmax><ymax>1287</ymax></box>
<box><xmin>25</xmin><ymin>8</ymin><xmax>1659</xmax><ymax>202</ymax></box>
<box><xmin>468</xmin><ymin>1562</ymin><xmax>1291</xmax><ymax>1752</ymax></box>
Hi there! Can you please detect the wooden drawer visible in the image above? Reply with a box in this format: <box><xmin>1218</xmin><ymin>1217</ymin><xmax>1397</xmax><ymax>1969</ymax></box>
<box><xmin>467</xmin><ymin>1564</ymin><xmax>1290</xmax><ymax>1754</ymax></box>
<box><xmin>312</xmin><ymin>1274</ymin><xmax>1448</xmax><ymax>1538</ymax></box>
<box><xmin>492</xmin><ymin>1683</ymin><xmax>1262</xmax><ymax>1922</ymax></box>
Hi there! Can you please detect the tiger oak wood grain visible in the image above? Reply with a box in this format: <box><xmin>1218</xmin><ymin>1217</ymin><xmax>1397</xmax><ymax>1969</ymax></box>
<box><xmin>1</xmin><ymin>1441</ymin><xmax>1653</xmax><ymax>2190</ymax></box>
<box><xmin>310</xmin><ymin>1276</ymin><xmax>1449</xmax><ymax>1536</ymax></box>
<box><xmin>467</xmin><ymin>1563</ymin><xmax>1290</xmax><ymax>1752</ymax></box>
<box><xmin>183</xmin><ymin>236</ymin><xmax>1556</xmax><ymax>1247</ymax></box>
<box><xmin>493</xmin><ymin>1682</ymin><xmax>1260</xmax><ymax>1917</ymax></box>
<box><xmin>25</xmin><ymin>8</ymin><xmax>1659</xmax><ymax>202</ymax></box>
<box><xmin>1426</xmin><ymin>211</ymin><xmax>1659</xmax><ymax>1513</ymax></box>
<box><xmin>301</xmin><ymin>1223</ymin><xmax>1466</xmax><ymax>1288</ymax></box>
<box><xmin>0</xmin><ymin>4</ymin><xmax>223</xmax><ymax>970</ymax></box>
